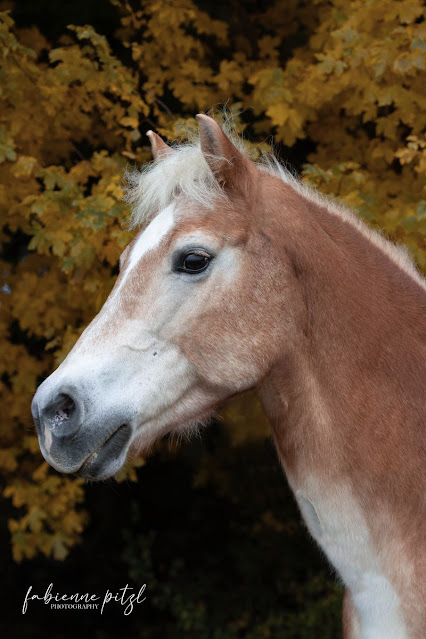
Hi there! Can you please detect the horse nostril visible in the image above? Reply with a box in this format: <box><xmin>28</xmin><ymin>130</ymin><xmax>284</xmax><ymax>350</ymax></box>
<box><xmin>42</xmin><ymin>392</ymin><xmax>83</xmax><ymax>439</ymax></box>
<box><xmin>54</xmin><ymin>395</ymin><xmax>75</xmax><ymax>423</ymax></box>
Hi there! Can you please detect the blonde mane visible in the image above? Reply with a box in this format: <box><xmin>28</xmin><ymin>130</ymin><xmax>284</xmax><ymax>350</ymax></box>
<box><xmin>124</xmin><ymin>127</ymin><xmax>426</xmax><ymax>290</ymax></box>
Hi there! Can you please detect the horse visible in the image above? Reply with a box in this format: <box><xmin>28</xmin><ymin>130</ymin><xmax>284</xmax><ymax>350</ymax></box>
<box><xmin>32</xmin><ymin>115</ymin><xmax>426</xmax><ymax>638</ymax></box>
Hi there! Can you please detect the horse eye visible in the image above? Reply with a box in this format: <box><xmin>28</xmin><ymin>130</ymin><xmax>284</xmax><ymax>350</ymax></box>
<box><xmin>178</xmin><ymin>251</ymin><xmax>211</xmax><ymax>274</ymax></box>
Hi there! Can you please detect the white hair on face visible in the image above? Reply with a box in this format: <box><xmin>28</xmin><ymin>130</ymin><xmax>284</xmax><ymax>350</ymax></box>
<box><xmin>124</xmin><ymin>124</ymin><xmax>425</xmax><ymax>290</ymax></box>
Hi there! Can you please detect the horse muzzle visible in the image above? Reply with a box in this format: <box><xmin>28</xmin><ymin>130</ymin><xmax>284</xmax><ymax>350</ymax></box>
<box><xmin>31</xmin><ymin>383</ymin><xmax>133</xmax><ymax>480</ymax></box>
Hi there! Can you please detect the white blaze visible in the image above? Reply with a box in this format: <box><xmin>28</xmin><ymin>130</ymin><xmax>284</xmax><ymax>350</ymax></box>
<box><xmin>116</xmin><ymin>203</ymin><xmax>176</xmax><ymax>294</ymax></box>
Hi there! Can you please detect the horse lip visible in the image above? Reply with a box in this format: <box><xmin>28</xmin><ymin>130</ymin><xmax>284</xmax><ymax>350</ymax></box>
<box><xmin>76</xmin><ymin>423</ymin><xmax>131</xmax><ymax>479</ymax></box>
<box><xmin>80</xmin><ymin>448</ymin><xmax>99</xmax><ymax>469</ymax></box>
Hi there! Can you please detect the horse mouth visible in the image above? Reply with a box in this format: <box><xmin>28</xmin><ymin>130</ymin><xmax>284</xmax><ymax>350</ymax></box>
<box><xmin>76</xmin><ymin>424</ymin><xmax>132</xmax><ymax>480</ymax></box>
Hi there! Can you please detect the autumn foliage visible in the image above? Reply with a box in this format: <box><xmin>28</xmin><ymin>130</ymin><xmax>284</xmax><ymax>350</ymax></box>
<box><xmin>1</xmin><ymin>0</ymin><xmax>425</xmax><ymax>569</ymax></box>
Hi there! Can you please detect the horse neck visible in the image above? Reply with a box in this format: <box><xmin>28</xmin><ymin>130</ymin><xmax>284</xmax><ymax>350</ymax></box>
<box><xmin>258</xmin><ymin>180</ymin><xmax>425</xmax><ymax>486</ymax></box>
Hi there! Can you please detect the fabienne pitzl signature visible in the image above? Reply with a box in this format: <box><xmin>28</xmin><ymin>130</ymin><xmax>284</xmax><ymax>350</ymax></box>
<box><xmin>22</xmin><ymin>583</ymin><xmax>147</xmax><ymax>615</ymax></box>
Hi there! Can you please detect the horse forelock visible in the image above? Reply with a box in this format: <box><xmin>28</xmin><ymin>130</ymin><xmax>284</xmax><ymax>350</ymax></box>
<box><xmin>124</xmin><ymin>145</ymin><xmax>221</xmax><ymax>227</ymax></box>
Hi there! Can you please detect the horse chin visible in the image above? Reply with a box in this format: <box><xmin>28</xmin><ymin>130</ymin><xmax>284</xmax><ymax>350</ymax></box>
<box><xmin>75</xmin><ymin>423</ymin><xmax>132</xmax><ymax>481</ymax></box>
<box><xmin>128</xmin><ymin>408</ymin><xmax>215</xmax><ymax>459</ymax></box>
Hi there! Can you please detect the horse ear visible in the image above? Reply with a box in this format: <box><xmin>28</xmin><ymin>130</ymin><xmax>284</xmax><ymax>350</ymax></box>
<box><xmin>196</xmin><ymin>114</ymin><xmax>254</xmax><ymax>193</ymax></box>
<box><xmin>147</xmin><ymin>130</ymin><xmax>174</xmax><ymax>160</ymax></box>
